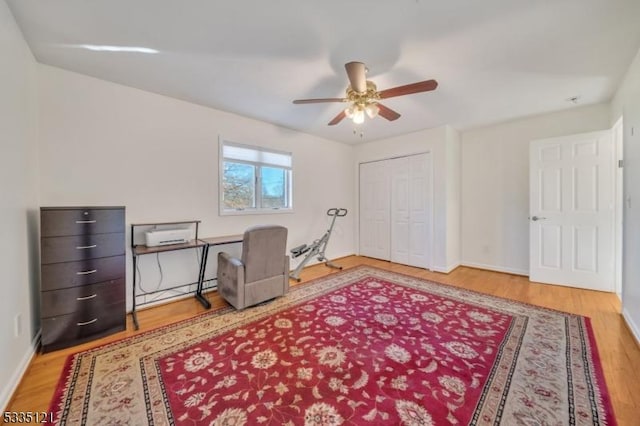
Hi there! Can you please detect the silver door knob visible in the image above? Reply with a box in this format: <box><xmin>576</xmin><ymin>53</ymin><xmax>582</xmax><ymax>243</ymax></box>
<box><xmin>530</xmin><ymin>216</ymin><xmax>547</xmax><ymax>221</ymax></box>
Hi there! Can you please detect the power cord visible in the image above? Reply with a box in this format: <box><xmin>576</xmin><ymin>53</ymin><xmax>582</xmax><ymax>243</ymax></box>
<box><xmin>156</xmin><ymin>252</ymin><xmax>164</xmax><ymax>288</ymax></box>
<box><xmin>136</xmin><ymin>252</ymin><xmax>164</xmax><ymax>295</ymax></box>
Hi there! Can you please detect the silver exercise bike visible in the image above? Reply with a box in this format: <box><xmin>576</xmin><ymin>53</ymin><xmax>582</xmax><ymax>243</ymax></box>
<box><xmin>289</xmin><ymin>208</ymin><xmax>348</xmax><ymax>282</ymax></box>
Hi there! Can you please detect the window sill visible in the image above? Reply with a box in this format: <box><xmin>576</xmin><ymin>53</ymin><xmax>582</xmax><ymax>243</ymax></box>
<box><xmin>219</xmin><ymin>208</ymin><xmax>294</xmax><ymax>217</ymax></box>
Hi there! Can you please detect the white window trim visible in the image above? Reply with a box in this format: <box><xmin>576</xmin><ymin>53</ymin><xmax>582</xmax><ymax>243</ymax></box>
<box><xmin>219</xmin><ymin>138</ymin><xmax>294</xmax><ymax>216</ymax></box>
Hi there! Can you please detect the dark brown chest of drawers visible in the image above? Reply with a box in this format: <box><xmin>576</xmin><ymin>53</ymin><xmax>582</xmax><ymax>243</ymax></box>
<box><xmin>40</xmin><ymin>206</ymin><xmax>126</xmax><ymax>352</ymax></box>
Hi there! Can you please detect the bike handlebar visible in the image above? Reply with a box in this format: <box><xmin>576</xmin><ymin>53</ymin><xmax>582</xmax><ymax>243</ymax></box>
<box><xmin>327</xmin><ymin>208</ymin><xmax>348</xmax><ymax>217</ymax></box>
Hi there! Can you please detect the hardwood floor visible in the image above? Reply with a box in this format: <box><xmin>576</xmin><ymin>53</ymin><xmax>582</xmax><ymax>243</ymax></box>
<box><xmin>5</xmin><ymin>256</ymin><xmax>640</xmax><ymax>425</ymax></box>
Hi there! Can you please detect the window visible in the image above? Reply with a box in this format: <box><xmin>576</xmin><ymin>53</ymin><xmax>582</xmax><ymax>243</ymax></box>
<box><xmin>220</xmin><ymin>140</ymin><xmax>293</xmax><ymax>214</ymax></box>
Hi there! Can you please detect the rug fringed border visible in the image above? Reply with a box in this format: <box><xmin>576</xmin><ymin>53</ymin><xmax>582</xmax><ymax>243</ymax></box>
<box><xmin>46</xmin><ymin>349</ymin><xmax>77</xmax><ymax>425</ymax></box>
<box><xmin>582</xmin><ymin>316</ymin><xmax>618</xmax><ymax>425</ymax></box>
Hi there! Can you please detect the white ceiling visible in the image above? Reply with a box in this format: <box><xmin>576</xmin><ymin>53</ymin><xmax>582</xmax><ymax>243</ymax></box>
<box><xmin>7</xmin><ymin>0</ymin><xmax>640</xmax><ymax>144</ymax></box>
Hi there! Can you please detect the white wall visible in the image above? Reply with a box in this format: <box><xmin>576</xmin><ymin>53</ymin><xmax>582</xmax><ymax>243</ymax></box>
<box><xmin>0</xmin><ymin>1</ymin><xmax>40</xmax><ymax>410</ymax></box>
<box><xmin>611</xmin><ymin>48</ymin><xmax>640</xmax><ymax>343</ymax></box>
<box><xmin>353</xmin><ymin>125</ymin><xmax>460</xmax><ymax>272</ymax></box>
<box><xmin>445</xmin><ymin>126</ymin><xmax>461</xmax><ymax>271</ymax></box>
<box><xmin>460</xmin><ymin>104</ymin><xmax>611</xmax><ymax>275</ymax></box>
<box><xmin>37</xmin><ymin>65</ymin><xmax>355</xmax><ymax>310</ymax></box>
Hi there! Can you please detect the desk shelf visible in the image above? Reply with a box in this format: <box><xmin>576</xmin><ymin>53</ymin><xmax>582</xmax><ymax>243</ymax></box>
<box><xmin>133</xmin><ymin>240</ymin><xmax>206</xmax><ymax>256</ymax></box>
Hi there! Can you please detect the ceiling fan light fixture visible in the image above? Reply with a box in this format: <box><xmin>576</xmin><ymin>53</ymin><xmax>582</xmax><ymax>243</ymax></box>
<box><xmin>365</xmin><ymin>103</ymin><xmax>380</xmax><ymax>119</ymax></box>
<box><xmin>344</xmin><ymin>105</ymin><xmax>355</xmax><ymax>118</ymax></box>
<box><xmin>345</xmin><ymin>104</ymin><xmax>366</xmax><ymax>124</ymax></box>
<box><xmin>352</xmin><ymin>107</ymin><xmax>365</xmax><ymax>124</ymax></box>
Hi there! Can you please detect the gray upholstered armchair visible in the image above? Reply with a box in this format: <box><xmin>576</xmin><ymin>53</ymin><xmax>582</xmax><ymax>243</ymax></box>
<box><xmin>217</xmin><ymin>225</ymin><xmax>289</xmax><ymax>310</ymax></box>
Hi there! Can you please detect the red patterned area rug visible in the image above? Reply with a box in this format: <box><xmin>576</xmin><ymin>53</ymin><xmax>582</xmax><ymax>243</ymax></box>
<box><xmin>48</xmin><ymin>266</ymin><xmax>616</xmax><ymax>425</ymax></box>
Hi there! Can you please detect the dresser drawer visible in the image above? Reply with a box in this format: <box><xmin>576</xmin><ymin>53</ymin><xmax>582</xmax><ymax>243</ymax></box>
<box><xmin>41</xmin><ymin>302</ymin><xmax>125</xmax><ymax>351</ymax></box>
<box><xmin>41</xmin><ymin>278</ymin><xmax>125</xmax><ymax>318</ymax></box>
<box><xmin>41</xmin><ymin>233</ymin><xmax>125</xmax><ymax>264</ymax></box>
<box><xmin>41</xmin><ymin>255</ymin><xmax>124</xmax><ymax>291</ymax></box>
<box><xmin>41</xmin><ymin>208</ymin><xmax>125</xmax><ymax>237</ymax></box>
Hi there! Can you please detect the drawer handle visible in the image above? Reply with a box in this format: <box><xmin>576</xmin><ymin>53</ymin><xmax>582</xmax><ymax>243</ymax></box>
<box><xmin>76</xmin><ymin>293</ymin><xmax>97</xmax><ymax>301</ymax></box>
<box><xmin>77</xmin><ymin>318</ymin><xmax>98</xmax><ymax>326</ymax></box>
<box><xmin>76</xmin><ymin>220</ymin><xmax>96</xmax><ymax>224</ymax></box>
<box><xmin>76</xmin><ymin>245</ymin><xmax>97</xmax><ymax>250</ymax></box>
<box><xmin>76</xmin><ymin>269</ymin><xmax>97</xmax><ymax>275</ymax></box>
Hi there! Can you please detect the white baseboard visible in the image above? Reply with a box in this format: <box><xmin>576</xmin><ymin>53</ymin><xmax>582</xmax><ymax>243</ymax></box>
<box><xmin>460</xmin><ymin>261</ymin><xmax>529</xmax><ymax>277</ymax></box>
<box><xmin>292</xmin><ymin>252</ymin><xmax>354</xmax><ymax>268</ymax></box>
<box><xmin>0</xmin><ymin>331</ymin><xmax>40</xmax><ymax>412</ymax></box>
<box><xmin>431</xmin><ymin>262</ymin><xmax>460</xmax><ymax>274</ymax></box>
<box><xmin>622</xmin><ymin>308</ymin><xmax>640</xmax><ymax>346</ymax></box>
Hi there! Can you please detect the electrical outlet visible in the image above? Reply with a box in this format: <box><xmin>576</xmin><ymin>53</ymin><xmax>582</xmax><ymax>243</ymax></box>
<box><xmin>14</xmin><ymin>313</ymin><xmax>21</xmax><ymax>337</ymax></box>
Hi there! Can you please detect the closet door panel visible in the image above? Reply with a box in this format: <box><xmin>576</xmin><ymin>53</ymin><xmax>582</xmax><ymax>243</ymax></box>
<box><xmin>360</xmin><ymin>172</ymin><xmax>376</xmax><ymax>256</ymax></box>
<box><xmin>391</xmin><ymin>157</ymin><xmax>410</xmax><ymax>265</ymax></box>
<box><xmin>409</xmin><ymin>153</ymin><xmax>432</xmax><ymax>268</ymax></box>
<box><xmin>359</xmin><ymin>161</ymin><xmax>391</xmax><ymax>260</ymax></box>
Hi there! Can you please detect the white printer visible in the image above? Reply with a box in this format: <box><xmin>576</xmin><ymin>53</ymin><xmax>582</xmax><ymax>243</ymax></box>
<box><xmin>145</xmin><ymin>228</ymin><xmax>194</xmax><ymax>247</ymax></box>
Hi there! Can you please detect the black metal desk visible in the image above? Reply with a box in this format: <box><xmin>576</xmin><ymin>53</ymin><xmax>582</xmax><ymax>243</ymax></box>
<box><xmin>194</xmin><ymin>234</ymin><xmax>243</xmax><ymax>309</ymax></box>
<box><xmin>130</xmin><ymin>219</ymin><xmax>242</xmax><ymax>330</ymax></box>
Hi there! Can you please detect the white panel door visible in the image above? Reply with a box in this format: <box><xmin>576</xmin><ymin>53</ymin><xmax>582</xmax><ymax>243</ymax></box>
<box><xmin>359</xmin><ymin>161</ymin><xmax>390</xmax><ymax>260</ymax></box>
<box><xmin>390</xmin><ymin>157</ymin><xmax>410</xmax><ymax>264</ymax></box>
<box><xmin>529</xmin><ymin>130</ymin><xmax>614</xmax><ymax>291</ymax></box>
<box><xmin>408</xmin><ymin>153</ymin><xmax>432</xmax><ymax>268</ymax></box>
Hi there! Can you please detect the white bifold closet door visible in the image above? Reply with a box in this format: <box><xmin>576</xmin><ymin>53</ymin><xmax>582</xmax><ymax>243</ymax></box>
<box><xmin>360</xmin><ymin>153</ymin><xmax>432</xmax><ymax>269</ymax></box>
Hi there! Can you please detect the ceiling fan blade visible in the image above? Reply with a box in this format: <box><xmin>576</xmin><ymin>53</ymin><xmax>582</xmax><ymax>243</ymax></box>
<box><xmin>328</xmin><ymin>110</ymin><xmax>346</xmax><ymax>126</ymax></box>
<box><xmin>377</xmin><ymin>103</ymin><xmax>401</xmax><ymax>121</ymax></box>
<box><xmin>378</xmin><ymin>79</ymin><xmax>438</xmax><ymax>99</ymax></box>
<box><xmin>293</xmin><ymin>98</ymin><xmax>345</xmax><ymax>104</ymax></box>
<box><xmin>345</xmin><ymin>62</ymin><xmax>367</xmax><ymax>93</ymax></box>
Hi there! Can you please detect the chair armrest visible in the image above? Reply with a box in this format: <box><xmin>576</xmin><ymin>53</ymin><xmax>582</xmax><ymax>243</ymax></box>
<box><xmin>219</xmin><ymin>251</ymin><xmax>244</xmax><ymax>269</ymax></box>
<box><xmin>217</xmin><ymin>252</ymin><xmax>245</xmax><ymax>309</ymax></box>
<box><xmin>284</xmin><ymin>255</ymin><xmax>290</xmax><ymax>292</ymax></box>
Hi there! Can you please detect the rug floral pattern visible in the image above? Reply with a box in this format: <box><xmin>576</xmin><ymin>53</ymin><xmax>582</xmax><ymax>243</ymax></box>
<box><xmin>48</xmin><ymin>266</ymin><xmax>615</xmax><ymax>425</ymax></box>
